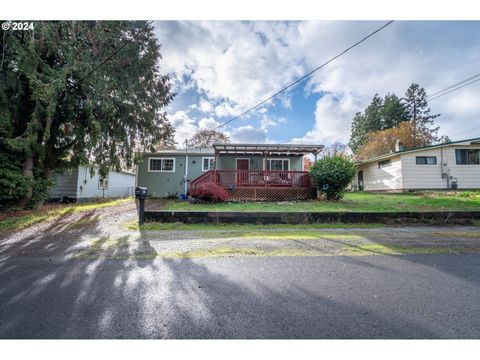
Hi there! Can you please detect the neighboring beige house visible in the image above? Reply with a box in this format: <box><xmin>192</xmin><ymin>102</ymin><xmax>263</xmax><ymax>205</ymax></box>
<box><xmin>354</xmin><ymin>137</ymin><xmax>480</xmax><ymax>191</ymax></box>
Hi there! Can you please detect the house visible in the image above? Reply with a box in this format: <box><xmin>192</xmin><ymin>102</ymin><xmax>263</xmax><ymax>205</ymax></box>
<box><xmin>135</xmin><ymin>143</ymin><xmax>324</xmax><ymax>201</ymax></box>
<box><xmin>355</xmin><ymin>137</ymin><xmax>480</xmax><ymax>191</ymax></box>
<box><xmin>49</xmin><ymin>165</ymin><xmax>136</xmax><ymax>202</ymax></box>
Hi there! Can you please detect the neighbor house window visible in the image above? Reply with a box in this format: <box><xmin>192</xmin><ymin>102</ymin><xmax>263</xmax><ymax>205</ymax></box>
<box><xmin>456</xmin><ymin>149</ymin><xmax>480</xmax><ymax>165</ymax></box>
<box><xmin>378</xmin><ymin>159</ymin><xmax>391</xmax><ymax>169</ymax></box>
<box><xmin>98</xmin><ymin>173</ymin><xmax>109</xmax><ymax>189</ymax></box>
<box><xmin>148</xmin><ymin>158</ymin><xmax>175</xmax><ymax>172</ymax></box>
<box><xmin>267</xmin><ymin>159</ymin><xmax>289</xmax><ymax>171</ymax></box>
<box><xmin>416</xmin><ymin>156</ymin><xmax>437</xmax><ymax>165</ymax></box>
<box><xmin>202</xmin><ymin>157</ymin><xmax>215</xmax><ymax>171</ymax></box>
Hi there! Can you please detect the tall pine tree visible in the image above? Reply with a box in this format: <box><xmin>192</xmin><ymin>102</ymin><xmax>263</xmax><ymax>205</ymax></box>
<box><xmin>403</xmin><ymin>83</ymin><xmax>440</xmax><ymax>146</ymax></box>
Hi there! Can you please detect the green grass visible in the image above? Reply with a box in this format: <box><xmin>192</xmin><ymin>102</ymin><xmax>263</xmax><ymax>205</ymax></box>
<box><xmin>0</xmin><ymin>198</ymin><xmax>132</xmax><ymax>232</ymax></box>
<box><xmin>125</xmin><ymin>220</ymin><xmax>383</xmax><ymax>231</ymax></box>
<box><xmin>72</xmin><ymin>243</ymin><xmax>480</xmax><ymax>260</ymax></box>
<box><xmin>195</xmin><ymin>230</ymin><xmax>363</xmax><ymax>240</ymax></box>
<box><xmin>164</xmin><ymin>191</ymin><xmax>480</xmax><ymax>213</ymax></box>
<box><xmin>342</xmin><ymin>243</ymin><xmax>467</xmax><ymax>256</ymax></box>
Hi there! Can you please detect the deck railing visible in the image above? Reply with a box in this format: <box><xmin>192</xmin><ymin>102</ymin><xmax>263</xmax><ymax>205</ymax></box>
<box><xmin>190</xmin><ymin>170</ymin><xmax>312</xmax><ymax>192</ymax></box>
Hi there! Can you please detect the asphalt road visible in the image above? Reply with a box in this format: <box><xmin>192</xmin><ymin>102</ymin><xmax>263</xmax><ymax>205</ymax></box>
<box><xmin>1</xmin><ymin>254</ymin><xmax>480</xmax><ymax>339</ymax></box>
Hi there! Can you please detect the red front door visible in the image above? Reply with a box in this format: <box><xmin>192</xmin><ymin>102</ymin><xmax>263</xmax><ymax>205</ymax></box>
<box><xmin>236</xmin><ymin>159</ymin><xmax>249</xmax><ymax>184</ymax></box>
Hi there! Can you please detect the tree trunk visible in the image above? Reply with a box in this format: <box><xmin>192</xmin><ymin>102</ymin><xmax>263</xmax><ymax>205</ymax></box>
<box><xmin>17</xmin><ymin>153</ymin><xmax>34</xmax><ymax>208</ymax></box>
<box><xmin>413</xmin><ymin>101</ymin><xmax>417</xmax><ymax>146</ymax></box>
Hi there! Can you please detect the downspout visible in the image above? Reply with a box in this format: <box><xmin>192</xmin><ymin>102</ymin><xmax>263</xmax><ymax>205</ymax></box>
<box><xmin>441</xmin><ymin>147</ymin><xmax>449</xmax><ymax>189</ymax></box>
<box><xmin>184</xmin><ymin>139</ymin><xmax>189</xmax><ymax>195</ymax></box>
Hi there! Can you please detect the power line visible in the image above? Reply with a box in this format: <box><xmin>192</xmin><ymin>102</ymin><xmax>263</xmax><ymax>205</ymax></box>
<box><xmin>213</xmin><ymin>20</ymin><xmax>394</xmax><ymax>130</ymax></box>
<box><xmin>78</xmin><ymin>20</ymin><xmax>155</xmax><ymax>84</ymax></box>
<box><xmin>449</xmin><ymin>123</ymin><xmax>480</xmax><ymax>138</ymax></box>
<box><xmin>428</xmin><ymin>72</ymin><xmax>480</xmax><ymax>98</ymax></box>
<box><xmin>428</xmin><ymin>75</ymin><xmax>480</xmax><ymax>101</ymax></box>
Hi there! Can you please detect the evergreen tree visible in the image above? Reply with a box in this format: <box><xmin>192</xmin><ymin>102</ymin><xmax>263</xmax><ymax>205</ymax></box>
<box><xmin>382</xmin><ymin>93</ymin><xmax>407</xmax><ymax>129</ymax></box>
<box><xmin>403</xmin><ymin>83</ymin><xmax>440</xmax><ymax>144</ymax></box>
<box><xmin>0</xmin><ymin>21</ymin><xmax>175</xmax><ymax>208</ymax></box>
<box><xmin>348</xmin><ymin>112</ymin><xmax>368</xmax><ymax>153</ymax></box>
<box><xmin>349</xmin><ymin>94</ymin><xmax>385</xmax><ymax>153</ymax></box>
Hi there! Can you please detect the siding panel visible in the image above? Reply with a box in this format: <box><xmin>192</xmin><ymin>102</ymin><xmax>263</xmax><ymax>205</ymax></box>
<box><xmin>401</xmin><ymin>149</ymin><xmax>447</xmax><ymax>189</ymax></box>
<box><xmin>49</xmin><ymin>168</ymin><xmax>79</xmax><ymax>198</ymax></box>
<box><xmin>358</xmin><ymin>156</ymin><xmax>402</xmax><ymax>191</ymax></box>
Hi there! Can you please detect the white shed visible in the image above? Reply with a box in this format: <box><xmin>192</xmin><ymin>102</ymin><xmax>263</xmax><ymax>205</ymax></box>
<box><xmin>49</xmin><ymin>165</ymin><xmax>135</xmax><ymax>202</ymax></box>
<box><xmin>355</xmin><ymin>137</ymin><xmax>480</xmax><ymax>191</ymax></box>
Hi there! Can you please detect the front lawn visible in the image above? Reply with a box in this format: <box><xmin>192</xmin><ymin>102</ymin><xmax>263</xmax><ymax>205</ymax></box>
<box><xmin>163</xmin><ymin>191</ymin><xmax>480</xmax><ymax>212</ymax></box>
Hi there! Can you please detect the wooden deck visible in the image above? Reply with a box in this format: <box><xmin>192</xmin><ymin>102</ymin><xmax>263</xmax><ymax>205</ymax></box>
<box><xmin>190</xmin><ymin>170</ymin><xmax>315</xmax><ymax>201</ymax></box>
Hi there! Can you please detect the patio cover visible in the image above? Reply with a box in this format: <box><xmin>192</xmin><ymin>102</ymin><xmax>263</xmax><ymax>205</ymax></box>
<box><xmin>212</xmin><ymin>143</ymin><xmax>324</xmax><ymax>156</ymax></box>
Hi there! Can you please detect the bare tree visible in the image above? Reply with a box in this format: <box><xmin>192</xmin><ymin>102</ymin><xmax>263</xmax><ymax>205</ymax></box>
<box><xmin>188</xmin><ymin>129</ymin><xmax>230</xmax><ymax>148</ymax></box>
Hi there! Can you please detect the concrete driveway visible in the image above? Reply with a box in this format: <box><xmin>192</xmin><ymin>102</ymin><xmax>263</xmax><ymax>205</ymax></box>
<box><xmin>1</xmin><ymin>202</ymin><xmax>480</xmax><ymax>338</ymax></box>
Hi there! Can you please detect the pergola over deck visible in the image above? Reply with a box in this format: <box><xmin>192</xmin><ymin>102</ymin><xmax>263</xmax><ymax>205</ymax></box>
<box><xmin>190</xmin><ymin>143</ymin><xmax>324</xmax><ymax>201</ymax></box>
<box><xmin>212</xmin><ymin>143</ymin><xmax>324</xmax><ymax>164</ymax></box>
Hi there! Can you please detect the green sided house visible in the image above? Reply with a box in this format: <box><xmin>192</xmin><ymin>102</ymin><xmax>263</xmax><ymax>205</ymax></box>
<box><xmin>136</xmin><ymin>143</ymin><xmax>324</xmax><ymax>201</ymax></box>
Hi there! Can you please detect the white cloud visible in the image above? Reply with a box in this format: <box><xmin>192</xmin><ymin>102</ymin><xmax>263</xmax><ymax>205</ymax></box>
<box><xmin>214</xmin><ymin>102</ymin><xmax>240</xmax><ymax>118</ymax></box>
<box><xmin>291</xmin><ymin>93</ymin><xmax>362</xmax><ymax>145</ymax></box>
<box><xmin>260</xmin><ymin>115</ymin><xmax>286</xmax><ymax>130</ymax></box>
<box><xmin>198</xmin><ymin>117</ymin><xmax>219</xmax><ymax>129</ymax></box>
<box><xmin>168</xmin><ymin>110</ymin><xmax>197</xmax><ymax>146</ymax></box>
<box><xmin>198</xmin><ymin>97</ymin><xmax>214</xmax><ymax>113</ymax></box>
<box><xmin>155</xmin><ymin>21</ymin><xmax>305</xmax><ymax>113</ymax></box>
<box><xmin>230</xmin><ymin>125</ymin><xmax>267</xmax><ymax>143</ymax></box>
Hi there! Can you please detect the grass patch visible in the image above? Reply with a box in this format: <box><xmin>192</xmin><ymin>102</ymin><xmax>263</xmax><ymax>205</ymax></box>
<box><xmin>0</xmin><ymin>198</ymin><xmax>132</xmax><ymax>233</ymax></box>
<box><xmin>125</xmin><ymin>220</ymin><xmax>383</xmax><ymax>231</ymax></box>
<box><xmin>343</xmin><ymin>243</ymin><xmax>462</xmax><ymax>256</ymax></box>
<box><xmin>197</xmin><ymin>230</ymin><xmax>363</xmax><ymax>240</ymax></box>
<box><xmin>163</xmin><ymin>191</ymin><xmax>480</xmax><ymax>213</ymax></box>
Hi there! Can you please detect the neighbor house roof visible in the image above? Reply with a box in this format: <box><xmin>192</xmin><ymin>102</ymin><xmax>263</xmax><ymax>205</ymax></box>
<box><xmin>212</xmin><ymin>143</ymin><xmax>324</xmax><ymax>156</ymax></box>
<box><xmin>357</xmin><ymin>137</ymin><xmax>480</xmax><ymax>165</ymax></box>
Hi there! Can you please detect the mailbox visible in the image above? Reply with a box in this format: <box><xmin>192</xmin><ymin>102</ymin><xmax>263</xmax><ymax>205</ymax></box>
<box><xmin>135</xmin><ymin>186</ymin><xmax>148</xmax><ymax>199</ymax></box>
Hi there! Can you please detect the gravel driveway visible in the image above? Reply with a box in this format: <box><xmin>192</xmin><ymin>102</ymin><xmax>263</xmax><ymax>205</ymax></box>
<box><xmin>2</xmin><ymin>200</ymin><xmax>480</xmax><ymax>260</ymax></box>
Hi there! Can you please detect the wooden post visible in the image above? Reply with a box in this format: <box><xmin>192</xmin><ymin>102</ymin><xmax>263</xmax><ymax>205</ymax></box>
<box><xmin>214</xmin><ymin>149</ymin><xmax>218</xmax><ymax>184</ymax></box>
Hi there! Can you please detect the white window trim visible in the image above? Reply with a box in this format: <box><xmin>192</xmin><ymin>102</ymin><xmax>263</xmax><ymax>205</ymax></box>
<box><xmin>235</xmin><ymin>158</ymin><xmax>250</xmax><ymax>170</ymax></box>
<box><xmin>202</xmin><ymin>157</ymin><xmax>215</xmax><ymax>172</ymax></box>
<box><xmin>148</xmin><ymin>157</ymin><xmax>176</xmax><ymax>172</ymax></box>
<box><xmin>266</xmin><ymin>158</ymin><xmax>290</xmax><ymax>171</ymax></box>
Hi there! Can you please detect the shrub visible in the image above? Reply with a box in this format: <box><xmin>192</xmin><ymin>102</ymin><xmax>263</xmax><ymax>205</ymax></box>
<box><xmin>309</xmin><ymin>155</ymin><xmax>357</xmax><ymax>201</ymax></box>
<box><xmin>191</xmin><ymin>182</ymin><xmax>229</xmax><ymax>203</ymax></box>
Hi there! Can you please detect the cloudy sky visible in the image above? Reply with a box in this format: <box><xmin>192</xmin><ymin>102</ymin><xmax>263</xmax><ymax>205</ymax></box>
<box><xmin>154</xmin><ymin>21</ymin><xmax>480</xmax><ymax>147</ymax></box>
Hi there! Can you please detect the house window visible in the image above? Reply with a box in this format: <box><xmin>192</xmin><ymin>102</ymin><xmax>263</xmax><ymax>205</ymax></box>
<box><xmin>202</xmin><ymin>157</ymin><xmax>215</xmax><ymax>171</ymax></box>
<box><xmin>268</xmin><ymin>159</ymin><xmax>289</xmax><ymax>171</ymax></box>
<box><xmin>416</xmin><ymin>156</ymin><xmax>437</xmax><ymax>165</ymax></box>
<box><xmin>456</xmin><ymin>149</ymin><xmax>480</xmax><ymax>165</ymax></box>
<box><xmin>148</xmin><ymin>158</ymin><xmax>175</xmax><ymax>172</ymax></box>
<box><xmin>98</xmin><ymin>173</ymin><xmax>109</xmax><ymax>189</ymax></box>
<box><xmin>378</xmin><ymin>159</ymin><xmax>391</xmax><ymax>169</ymax></box>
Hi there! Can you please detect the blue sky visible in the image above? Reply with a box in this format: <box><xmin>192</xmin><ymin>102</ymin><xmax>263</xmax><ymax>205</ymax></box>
<box><xmin>154</xmin><ymin>21</ymin><xmax>480</xmax><ymax>147</ymax></box>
